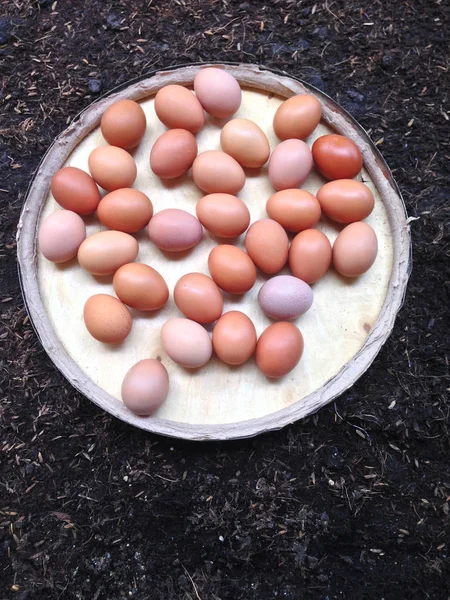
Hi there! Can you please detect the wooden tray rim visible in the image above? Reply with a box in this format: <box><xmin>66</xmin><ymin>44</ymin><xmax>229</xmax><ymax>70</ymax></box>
<box><xmin>16</xmin><ymin>63</ymin><xmax>412</xmax><ymax>441</ymax></box>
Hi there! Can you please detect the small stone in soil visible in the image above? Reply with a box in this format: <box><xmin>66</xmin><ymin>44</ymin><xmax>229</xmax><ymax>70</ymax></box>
<box><xmin>88</xmin><ymin>79</ymin><xmax>102</xmax><ymax>93</ymax></box>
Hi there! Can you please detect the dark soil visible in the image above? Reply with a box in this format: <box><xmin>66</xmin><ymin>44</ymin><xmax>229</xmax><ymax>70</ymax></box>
<box><xmin>1</xmin><ymin>1</ymin><xmax>449</xmax><ymax>599</ymax></box>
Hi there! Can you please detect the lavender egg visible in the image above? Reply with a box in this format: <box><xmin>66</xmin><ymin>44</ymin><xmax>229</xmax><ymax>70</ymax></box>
<box><xmin>258</xmin><ymin>275</ymin><xmax>313</xmax><ymax>320</ymax></box>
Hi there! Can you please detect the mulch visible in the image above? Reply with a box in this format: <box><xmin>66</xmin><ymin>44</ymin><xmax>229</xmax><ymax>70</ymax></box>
<box><xmin>0</xmin><ymin>1</ymin><xmax>449</xmax><ymax>599</ymax></box>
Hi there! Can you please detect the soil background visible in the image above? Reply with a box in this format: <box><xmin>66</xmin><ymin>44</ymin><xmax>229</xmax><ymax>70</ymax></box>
<box><xmin>1</xmin><ymin>1</ymin><xmax>449</xmax><ymax>599</ymax></box>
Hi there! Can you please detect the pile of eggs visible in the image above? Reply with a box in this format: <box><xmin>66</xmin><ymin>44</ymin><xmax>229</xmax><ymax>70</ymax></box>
<box><xmin>38</xmin><ymin>67</ymin><xmax>378</xmax><ymax>418</ymax></box>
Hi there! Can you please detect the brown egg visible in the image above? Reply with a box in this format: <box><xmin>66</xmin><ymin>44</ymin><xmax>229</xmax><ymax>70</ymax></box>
<box><xmin>312</xmin><ymin>134</ymin><xmax>363</xmax><ymax>180</ymax></box>
<box><xmin>316</xmin><ymin>179</ymin><xmax>374</xmax><ymax>223</ymax></box>
<box><xmin>88</xmin><ymin>146</ymin><xmax>137</xmax><ymax>191</ymax></box>
<box><xmin>121</xmin><ymin>359</ymin><xmax>169</xmax><ymax>416</ymax></box>
<box><xmin>150</xmin><ymin>129</ymin><xmax>197</xmax><ymax>179</ymax></box>
<box><xmin>245</xmin><ymin>219</ymin><xmax>289</xmax><ymax>274</ymax></box>
<box><xmin>333</xmin><ymin>222</ymin><xmax>378</xmax><ymax>277</ymax></box>
<box><xmin>154</xmin><ymin>85</ymin><xmax>205</xmax><ymax>133</ymax></box>
<box><xmin>97</xmin><ymin>188</ymin><xmax>153</xmax><ymax>233</ymax></box>
<box><xmin>212</xmin><ymin>311</ymin><xmax>257</xmax><ymax>365</ymax></box>
<box><xmin>113</xmin><ymin>263</ymin><xmax>169</xmax><ymax>311</ymax></box>
<box><xmin>256</xmin><ymin>322</ymin><xmax>304</xmax><ymax>378</ymax></box>
<box><xmin>289</xmin><ymin>229</ymin><xmax>332</xmax><ymax>284</ymax></box>
<box><xmin>268</xmin><ymin>139</ymin><xmax>313</xmax><ymax>191</ymax></box>
<box><xmin>193</xmin><ymin>67</ymin><xmax>242</xmax><ymax>119</ymax></box>
<box><xmin>266</xmin><ymin>189</ymin><xmax>321</xmax><ymax>232</ymax></box>
<box><xmin>208</xmin><ymin>245</ymin><xmax>257</xmax><ymax>294</ymax></box>
<box><xmin>147</xmin><ymin>209</ymin><xmax>203</xmax><ymax>252</ymax></box>
<box><xmin>192</xmin><ymin>151</ymin><xmax>245</xmax><ymax>194</ymax></box>
<box><xmin>78</xmin><ymin>230</ymin><xmax>139</xmax><ymax>275</ymax></box>
<box><xmin>220</xmin><ymin>118</ymin><xmax>270</xmax><ymax>168</ymax></box>
<box><xmin>174</xmin><ymin>273</ymin><xmax>223</xmax><ymax>323</ymax></box>
<box><xmin>39</xmin><ymin>210</ymin><xmax>86</xmax><ymax>263</ymax></box>
<box><xmin>101</xmin><ymin>99</ymin><xmax>147</xmax><ymax>149</ymax></box>
<box><xmin>273</xmin><ymin>94</ymin><xmax>322</xmax><ymax>141</ymax></box>
<box><xmin>196</xmin><ymin>193</ymin><xmax>250</xmax><ymax>238</ymax></box>
<box><xmin>161</xmin><ymin>318</ymin><xmax>212</xmax><ymax>368</ymax></box>
<box><xmin>51</xmin><ymin>167</ymin><xmax>100</xmax><ymax>215</ymax></box>
<box><xmin>83</xmin><ymin>294</ymin><xmax>132</xmax><ymax>344</ymax></box>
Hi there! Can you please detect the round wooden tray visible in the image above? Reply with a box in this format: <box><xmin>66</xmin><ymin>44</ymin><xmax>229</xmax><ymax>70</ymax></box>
<box><xmin>17</xmin><ymin>63</ymin><xmax>411</xmax><ymax>441</ymax></box>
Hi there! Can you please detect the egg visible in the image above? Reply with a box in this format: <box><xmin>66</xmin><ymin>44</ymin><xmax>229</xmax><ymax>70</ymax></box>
<box><xmin>83</xmin><ymin>294</ymin><xmax>132</xmax><ymax>344</ymax></box>
<box><xmin>154</xmin><ymin>84</ymin><xmax>205</xmax><ymax>133</ymax></box>
<box><xmin>258</xmin><ymin>275</ymin><xmax>313</xmax><ymax>320</ymax></box>
<box><xmin>316</xmin><ymin>179</ymin><xmax>374</xmax><ymax>223</ymax></box>
<box><xmin>312</xmin><ymin>134</ymin><xmax>363</xmax><ymax>180</ymax></box>
<box><xmin>113</xmin><ymin>263</ymin><xmax>169</xmax><ymax>311</ymax></box>
<box><xmin>289</xmin><ymin>229</ymin><xmax>332</xmax><ymax>284</ymax></box>
<box><xmin>147</xmin><ymin>209</ymin><xmax>203</xmax><ymax>252</ymax></box>
<box><xmin>192</xmin><ymin>151</ymin><xmax>245</xmax><ymax>194</ymax></box>
<box><xmin>51</xmin><ymin>167</ymin><xmax>100</xmax><ymax>215</ymax></box>
<box><xmin>97</xmin><ymin>188</ymin><xmax>153</xmax><ymax>233</ymax></box>
<box><xmin>273</xmin><ymin>94</ymin><xmax>322</xmax><ymax>141</ymax></box>
<box><xmin>332</xmin><ymin>222</ymin><xmax>378</xmax><ymax>277</ymax></box>
<box><xmin>193</xmin><ymin>67</ymin><xmax>241</xmax><ymax>119</ymax></box>
<box><xmin>196</xmin><ymin>193</ymin><xmax>250</xmax><ymax>238</ymax></box>
<box><xmin>101</xmin><ymin>99</ymin><xmax>147</xmax><ymax>149</ymax></box>
<box><xmin>266</xmin><ymin>189</ymin><xmax>321</xmax><ymax>232</ymax></box>
<box><xmin>245</xmin><ymin>219</ymin><xmax>289</xmax><ymax>274</ymax></box>
<box><xmin>78</xmin><ymin>230</ymin><xmax>139</xmax><ymax>275</ymax></box>
<box><xmin>150</xmin><ymin>129</ymin><xmax>198</xmax><ymax>179</ymax></box>
<box><xmin>208</xmin><ymin>245</ymin><xmax>257</xmax><ymax>294</ymax></box>
<box><xmin>212</xmin><ymin>311</ymin><xmax>257</xmax><ymax>365</ymax></box>
<box><xmin>121</xmin><ymin>359</ymin><xmax>169</xmax><ymax>416</ymax></box>
<box><xmin>268</xmin><ymin>139</ymin><xmax>313</xmax><ymax>191</ymax></box>
<box><xmin>220</xmin><ymin>118</ymin><xmax>270</xmax><ymax>168</ymax></box>
<box><xmin>256</xmin><ymin>322</ymin><xmax>304</xmax><ymax>378</ymax></box>
<box><xmin>174</xmin><ymin>273</ymin><xmax>223</xmax><ymax>323</ymax></box>
<box><xmin>88</xmin><ymin>146</ymin><xmax>137</xmax><ymax>191</ymax></box>
<box><xmin>39</xmin><ymin>210</ymin><xmax>86</xmax><ymax>263</ymax></box>
<box><xmin>161</xmin><ymin>318</ymin><xmax>212</xmax><ymax>368</ymax></box>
